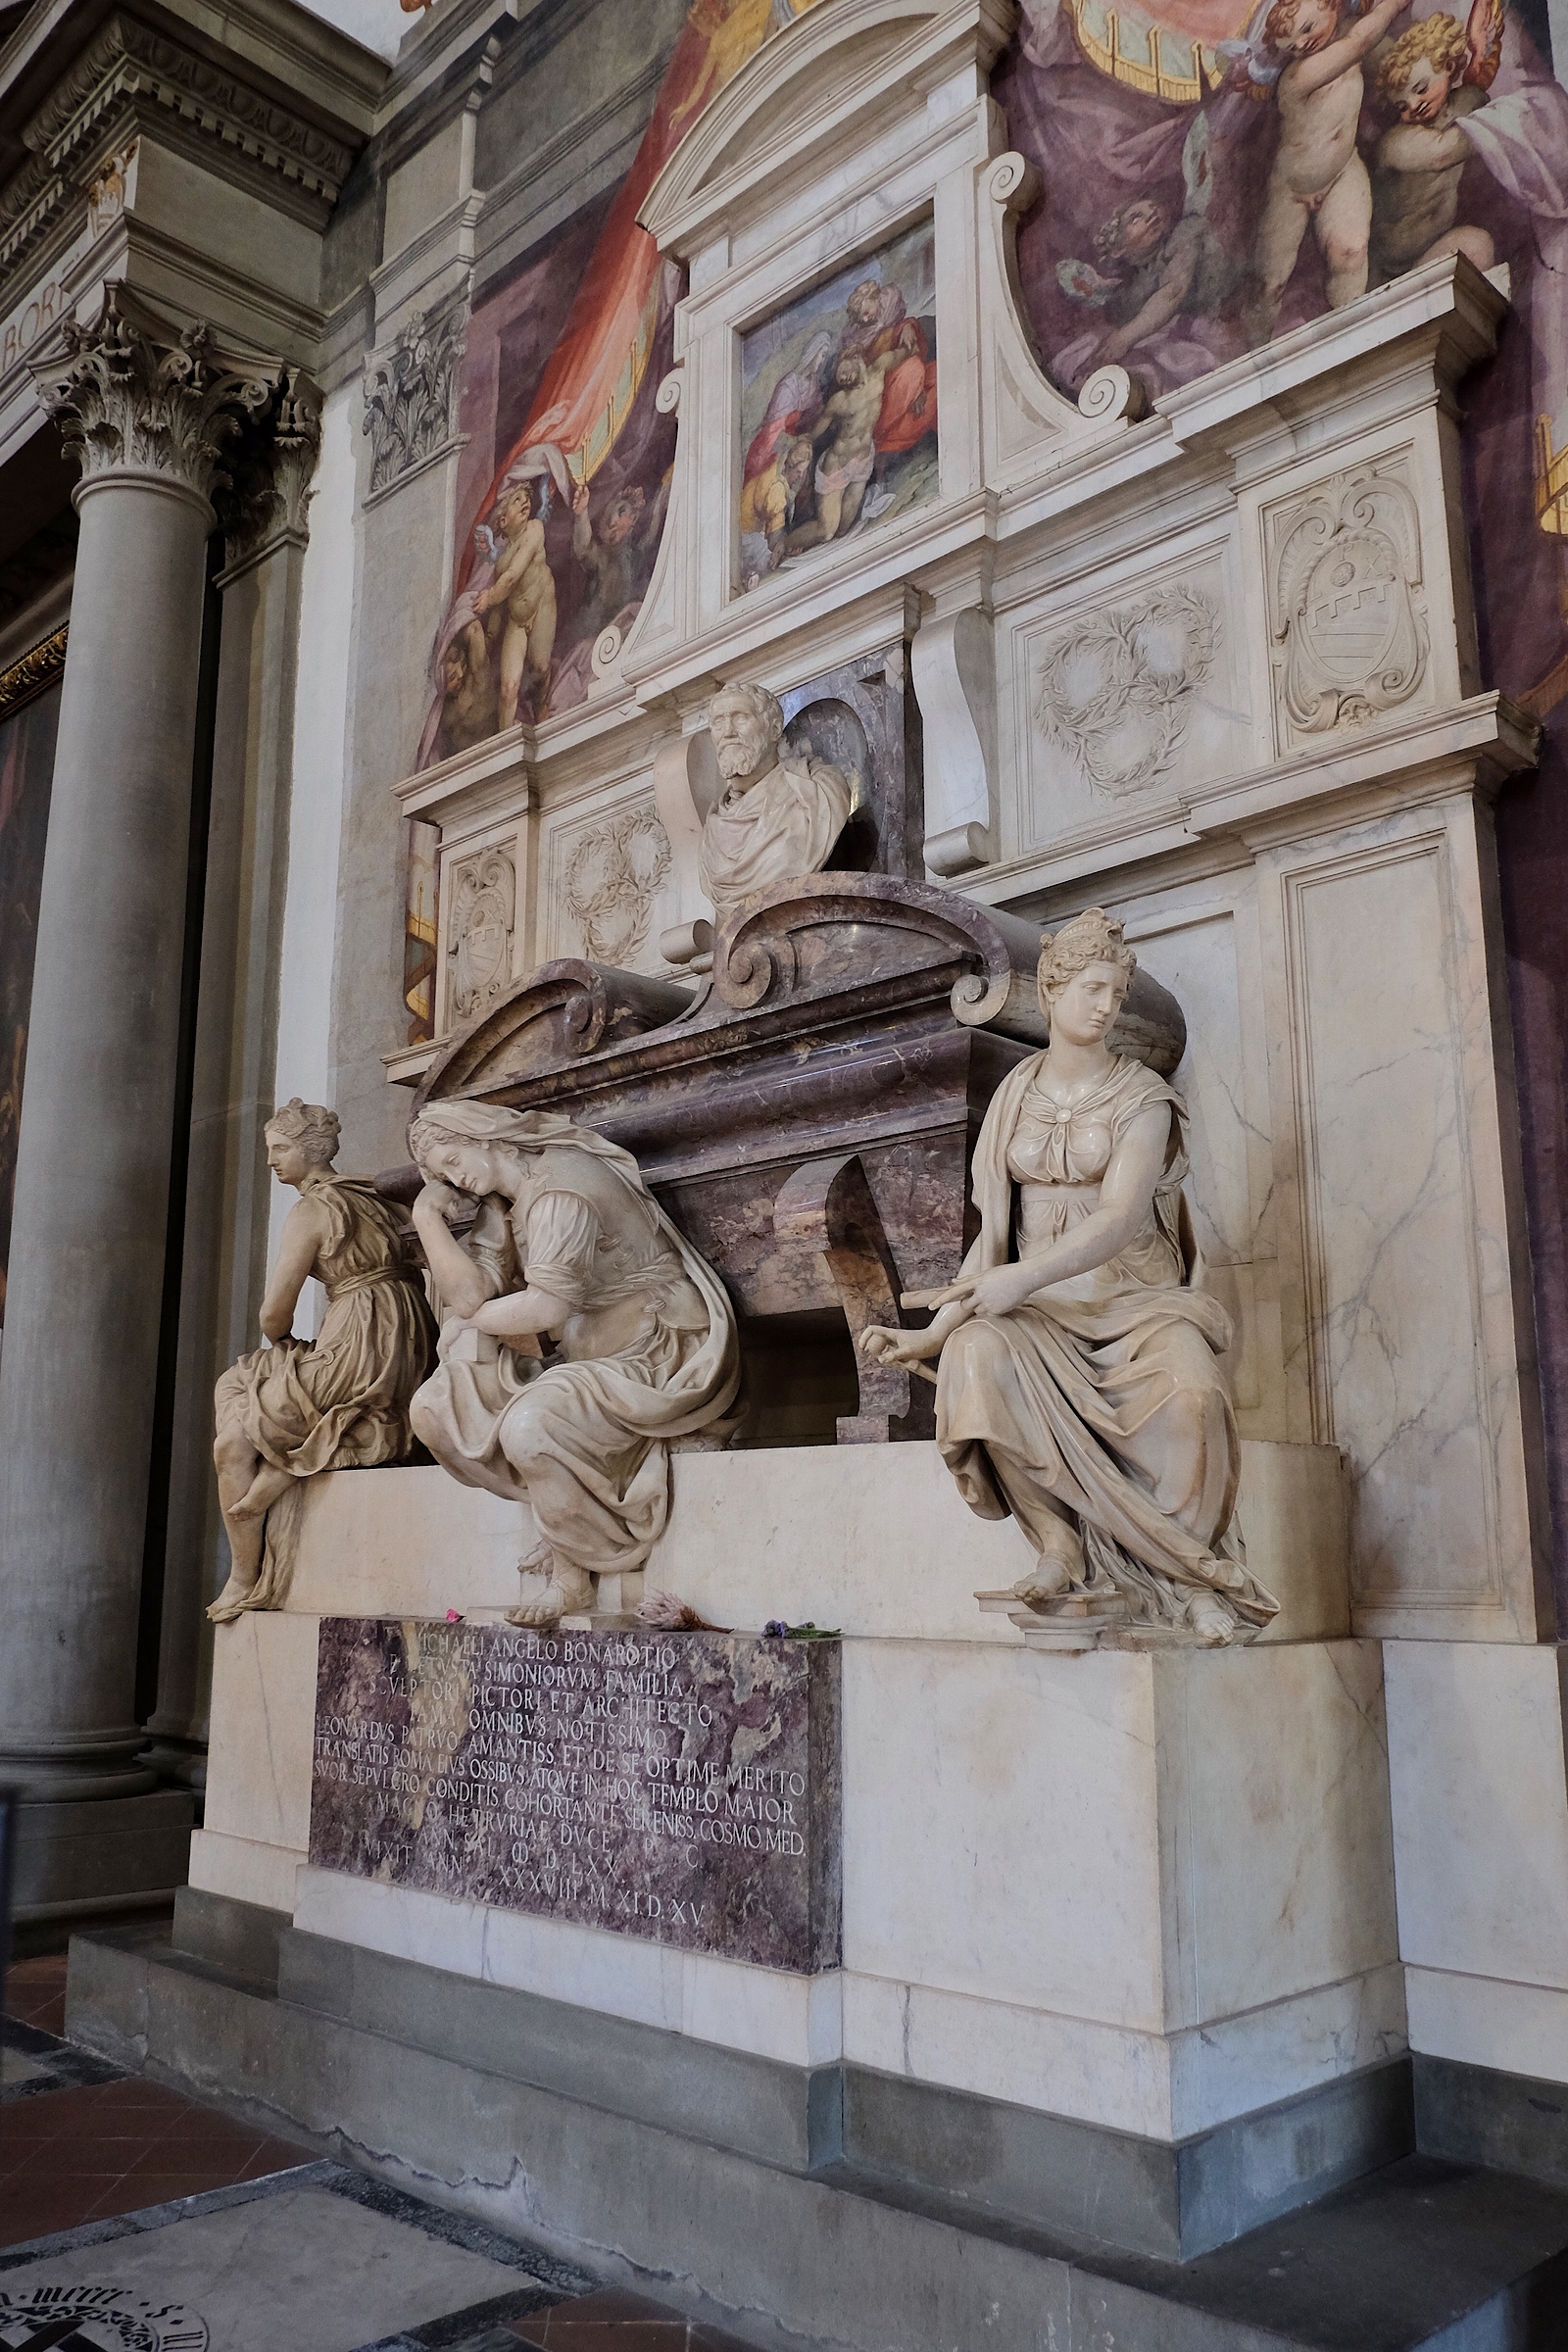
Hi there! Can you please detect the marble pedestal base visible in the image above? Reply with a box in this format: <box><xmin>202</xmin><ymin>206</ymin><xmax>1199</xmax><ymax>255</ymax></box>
<box><xmin>12</xmin><ymin>1788</ymin><xmax>194</xmax><ymax>1923</ymax></box>
<box><xmin>182</xmin><ymin>1446</ymin><xmax>1396</xmax><ymax>2233</ymax></box>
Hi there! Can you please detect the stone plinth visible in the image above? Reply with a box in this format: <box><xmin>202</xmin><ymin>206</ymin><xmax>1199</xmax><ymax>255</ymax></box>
<box><xmin>309</xmin><ymin>1619</ymin><xmax>840</xmax><ymax>1973</ymax></box>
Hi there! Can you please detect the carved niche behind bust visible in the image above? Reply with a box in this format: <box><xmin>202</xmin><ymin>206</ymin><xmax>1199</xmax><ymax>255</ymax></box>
<box><xmin>1265</xmin><ymin>462</ymin><xmax>1430</xmax><ymax>743</ymax></box>
<box><xmin>777</xmin><ymin>641</ymin><xmax>925</xmax><ymax>880</ymax></box>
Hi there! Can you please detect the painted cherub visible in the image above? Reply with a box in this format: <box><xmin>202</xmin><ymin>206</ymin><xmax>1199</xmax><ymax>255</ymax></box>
<box><xmin>1056</xmin><ymin>119</ymin><xmax>1239</xmax><ymax>383</ymax></box>
<box><xmin>1245</xmin><ymin>0</ymin><xmax>1413</xmax><ymax>344</ymax></box>
<box><xmin>1369</xmin><ymin>0</ymin><xmax>1505</xmax><ymax>282</ymax></box>
<box><xmin>436</xmin><ymin>620</ymin><xmax>497</xmax><ymax>760</ymax></box>
<box><xmin>473</xmin><ymin>481</ymin><xmax>558</xmax><ymax>730</ymax></box>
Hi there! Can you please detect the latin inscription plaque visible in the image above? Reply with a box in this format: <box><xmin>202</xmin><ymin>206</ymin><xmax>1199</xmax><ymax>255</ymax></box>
<box><xmin>309</xmin><ymin>1617</ymin><xmax>841</xmax><ymax>1972</ymax></box>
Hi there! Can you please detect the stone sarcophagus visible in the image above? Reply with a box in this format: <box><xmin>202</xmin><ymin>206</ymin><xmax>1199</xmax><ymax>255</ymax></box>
<box><xmin>396</xmin><ymin>872</ymin><xmax>1184</xmax><ymax>1447</ymax></box>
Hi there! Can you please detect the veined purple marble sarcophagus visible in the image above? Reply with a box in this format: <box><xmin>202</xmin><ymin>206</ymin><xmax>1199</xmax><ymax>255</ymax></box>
<box><xmin>397</xmin><ymin>873</ymin><xmax>1184</xmax><ymax>1448</ymax></box>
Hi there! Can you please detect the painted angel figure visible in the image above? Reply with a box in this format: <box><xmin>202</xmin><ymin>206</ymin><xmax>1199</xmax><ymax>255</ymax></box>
<box><xmin>1369</xmin><ymin>0</ymin><xmax>1505</xmax><ymax>280</ymax></box>
<box><xmin>1054</xmin><ymin>119</ymin><xmax>1241</xmax><ymax>391</ymax></box>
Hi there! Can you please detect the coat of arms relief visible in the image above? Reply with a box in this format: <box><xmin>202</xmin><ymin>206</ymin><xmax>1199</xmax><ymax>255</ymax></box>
<box><xmin>1266</xmin><ymin>464</ymin><xmax>1430</xmax><ymax>742</ymax></box>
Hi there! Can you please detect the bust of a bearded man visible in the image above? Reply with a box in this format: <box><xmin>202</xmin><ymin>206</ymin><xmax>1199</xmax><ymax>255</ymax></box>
<box><xmin>697</xmin><ymin>682</ymin><xmax>853</xmax><ymax>918</ymax></box>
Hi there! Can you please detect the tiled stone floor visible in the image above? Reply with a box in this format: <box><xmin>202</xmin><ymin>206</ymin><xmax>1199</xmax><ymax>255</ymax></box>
<box><xmin>0</xmin><ymin>1952</ymin><xmax>760</xmax><ymax>2352</ymax></box>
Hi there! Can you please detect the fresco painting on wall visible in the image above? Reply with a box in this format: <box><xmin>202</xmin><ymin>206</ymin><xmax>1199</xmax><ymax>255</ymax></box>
<box><xmin>995</xmin><ymin>0</ymin><xmax>1568</xmax><ymax>714</ymax></box>
<box><xmin>0</xmin><ymin>679</ymin><xmax>60</xmax><ymax>1321</ymax></box>
<box><xmin>416</xmin><ymin>0</ymin><xmax>832</xmax><ymax>780</ymax></box>
<box><xmin>406</xmin><ymin>0</ymin><xmax>832</xmax><ymax>1037</ymax></box>
<box><xmin>735</xmin><ymin>217</ymin><xmax>939</xmax><ymax>593</ymax></box>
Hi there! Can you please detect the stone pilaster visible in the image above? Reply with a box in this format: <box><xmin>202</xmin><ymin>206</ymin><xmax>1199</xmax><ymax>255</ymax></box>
<box><xmin>0</xmin><ymin>285</ymin><xmax>284</xmax><ymax>1911</ymax></box>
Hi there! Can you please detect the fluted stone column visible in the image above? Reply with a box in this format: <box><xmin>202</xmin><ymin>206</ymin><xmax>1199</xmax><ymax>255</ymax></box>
<box><xmin>0</xmin><ymin>286</ymin><xmax>281</xmax><ymax>1913</ymax></box>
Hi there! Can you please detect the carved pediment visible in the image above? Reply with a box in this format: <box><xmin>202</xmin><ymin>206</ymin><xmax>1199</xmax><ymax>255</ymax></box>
<box><xmin>415</xmin><ymin>873</ymin><xmax>1185</xmax><ymax>1112</ymax></box>
<box><xmin>638</xmin><ymin>0</ymin><xmax>1011</xmax><ymax>257</ymax></box>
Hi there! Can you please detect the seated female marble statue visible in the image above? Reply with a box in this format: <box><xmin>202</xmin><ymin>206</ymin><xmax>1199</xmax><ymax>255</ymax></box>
<box><xmin>407</xmin><ymin>1100</ymin><xmax>741</xmax><ymax>1627</ymax></box>
<box><xmin>861</xmin><ymin>909</ymin><xmax>1278</xmax><ymax>1646</ymax></box>
<box><xmin>209</xmin><ymin>1100</ymin><xmax>438</xmax><ymax>1624</ymax></box>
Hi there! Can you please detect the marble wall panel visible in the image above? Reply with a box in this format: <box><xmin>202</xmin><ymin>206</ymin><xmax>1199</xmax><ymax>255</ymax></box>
<box><xmin>1386</xmin><ymin>1640</ymin><xmax>1568</xmax><ymax>1992</ymax></box>
<box><xmin>1265</xmin><ymin>806</ymin><xmax>1539</xmax><ymax>1632</ymax></box>
<box><xmin>841</xmin><ymin>1642</ymin><xmax>1167</xmax><ymax>2033</ymax></box>
<box><xmin>1124</xmin><ymin>896</ymin><xmax>1282</xmax><ymax>1434</ymax></box>
<box><xmin>538</xmin><ymin>787</ymin><xmax>679</xmax><ymax>976</ymax></box>
<box><xmin>1005</xmin><ymin>551</ymin><xmax>1250</xmax><ymax>862</ymax></box>
<box><xmin>1152</xmin><ymin>1640</ymin><xmax>1397</xmax><ymax>2032</ymax></box>
<box><xmin>204</xmin><ymin>1612</ymin><xmax>320</xmax><ymax>1855</ymax></box>
<box><xmin>841</xmin><ymin>1643</ymin><xmax>1396</xmax><ymax>2051</ymax></box>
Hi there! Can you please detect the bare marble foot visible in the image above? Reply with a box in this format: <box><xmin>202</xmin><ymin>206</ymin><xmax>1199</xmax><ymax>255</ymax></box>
<box><xmin>207</xmin><ymin>1570</ymin><xmax>259</xmax><ymax>1625</ymax></box>
<box><xmin>1187</xmin><ymin>1592</ymin><xmax>1236</xmax><ymax>1645</ymax></box>
<box><xmin>505</xmin><ymin>1555</ymin><xmax>595</xmax><ymax>1629</ymax></box>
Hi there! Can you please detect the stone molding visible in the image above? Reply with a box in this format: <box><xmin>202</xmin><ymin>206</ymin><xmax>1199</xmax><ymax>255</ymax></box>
<box><xmin>32</xmin><ymin>284</ymin><xmax>282</xmax><ymax>515</ymax></box>
<box><xmin>362</xmin><ymin>297</ymin><xmax>467</xmax><ymax>499</ymax></box>
<box><xmin>0</xmin><ymin>622</ymin><xmax>69</xmax><ymax>720</ymax></box>
<box><xmin>0</xmin><ymin>13</ymin><xmax>356</xmax><ymax>307</ymax></box>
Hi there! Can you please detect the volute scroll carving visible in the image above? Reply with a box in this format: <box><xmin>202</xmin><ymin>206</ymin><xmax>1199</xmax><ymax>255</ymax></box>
<box><xmin>415</xmin><ymin>959</ymin><xmax>697</xmax><ymax>1108</ymax></box>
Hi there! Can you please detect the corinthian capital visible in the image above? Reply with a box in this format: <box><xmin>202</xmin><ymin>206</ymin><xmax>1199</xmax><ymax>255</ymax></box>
<box><xmin>218</xmin><ymin>366</ymin><xmax>324</xmax><ymax>573</ymax></box>
<box><xmin>31</xmin><ymin>284</ymin><xmax>280</xmax><ymax>511</ymax></box>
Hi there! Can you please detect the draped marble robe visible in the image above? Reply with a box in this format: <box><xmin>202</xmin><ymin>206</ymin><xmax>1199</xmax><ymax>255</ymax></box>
<box><xmin>698</xmin><ymin>754</ymin><xmax>852</xmax><ymax>915</ymax></box>
<box><xmin>212</xmin><ymin>1176</ymin><xmax>437</xmax><ymax>1617</ymax></box>
<box><xmin>410</xmin><ymin>1121</ymin><xmax>741</xmax><ymax>1586</ymax></box>
<box><xmin>937</xmin><ymin>1051</ymin><xmax>1279</xmax><ymax>1633</ymax></box>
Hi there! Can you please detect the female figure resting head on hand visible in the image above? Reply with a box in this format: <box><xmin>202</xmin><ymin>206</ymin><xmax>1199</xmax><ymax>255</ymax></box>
<box><xmin>407</xmin><ymin>1101</ymin><xmax>741</xmax><ymax>1628</ymax></box>
<box><xmin>861</xmin><ymin>909</ymin><xmax>1276</xmax><ymax>1645</ymax></box>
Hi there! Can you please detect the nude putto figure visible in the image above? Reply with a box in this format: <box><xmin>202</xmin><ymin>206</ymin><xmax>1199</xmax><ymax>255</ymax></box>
<box><xmin>407</xmin><ymin>1100</ymin><xmax>741</xmax><ymax>1628</ymax></box>
<box><xmin>698</xmin><ymin>681</ymin><xmax>852</xmax><ymax>917</ymax></box>
<box><xmin>860</xmin><ymin>909</ymin><xmax>1279</xmax><ymax>1646</ymax></box>
<box><xmin>209</xmin><ymin>1101</ymin><xmax>437</xmax><ymax>1623</ymax></box>
<box><xmin>1246</xmin><ymin>0</ymin><xmax>1411</xmax><ymax>345</ymax></box>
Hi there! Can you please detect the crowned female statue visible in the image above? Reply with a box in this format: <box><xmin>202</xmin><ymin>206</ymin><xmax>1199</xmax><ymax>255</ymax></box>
<box><xmin>209</xmin><ymin>1101</ymin><xmax>438</xmax><ymax>1624</ymax></box>
<box><xmin>406</xmin><ymin>1100</ymin><xmax>741</xmax><ymax>1627</ymax></box>
<box><xmin>861</xmin><ymin>908</ymin><xmax>1278</xmax><ymax>1645</ymax></box>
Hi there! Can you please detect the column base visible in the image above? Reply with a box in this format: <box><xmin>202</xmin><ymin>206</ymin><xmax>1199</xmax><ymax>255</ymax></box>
<box><xmin>12</xmin><ymin>1788</ymin><xmax>195</xmax><ymax>1922</ymax></box>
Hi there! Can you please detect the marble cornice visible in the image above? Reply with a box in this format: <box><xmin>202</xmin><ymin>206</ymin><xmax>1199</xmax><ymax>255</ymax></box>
<box><xmin>0</xmin><ymin>8</ymin><xmax>361</xmax><ymax>310</ymax></box>
<box><xmin>24</xmin><ymin>16</ymin><xmax>355</xmax><ymax>190</ymax></box>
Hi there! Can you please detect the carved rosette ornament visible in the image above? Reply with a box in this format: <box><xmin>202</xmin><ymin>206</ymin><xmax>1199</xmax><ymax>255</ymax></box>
<box><xmin>32</xmin><ymin>285</ymin><xmax>280</xmax><ymax>514</ymax></box>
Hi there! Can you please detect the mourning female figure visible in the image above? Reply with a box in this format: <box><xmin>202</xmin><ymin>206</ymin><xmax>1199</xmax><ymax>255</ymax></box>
<box><xmin>209</xmin><ymin>1101</ymin><xmax>438</xmax><ymax>1623</ymax></box>
<box><xmin>407</xmin><ymin>1102</ymin><xmax>741</xmax><ymax>1627</ymax></box>
<box><xmin>861</xmin><ymin>910</ymin><xmax>1277</xmax><ymax>1645</ymax></box>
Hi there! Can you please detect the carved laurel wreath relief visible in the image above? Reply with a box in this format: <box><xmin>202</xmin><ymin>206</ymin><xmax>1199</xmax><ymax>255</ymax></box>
<box><xmin>559</xmin><ymin>804</ymin><xmax>672</xmax><ymax>965</ymax></box>
<box><xmin>1267</xmin><ymin>465</ymin><xmax>1429</xmax><ymax>738</ymax></box>
<box><xmin>1034</xmin><ymin>582</ymin><xmax>1220</xmax><ymax>799</ymax></box>
<box><xmin>447</xmin><ymin>847</ymin><xmax>515</xmax><ymax>1024</ymax></box>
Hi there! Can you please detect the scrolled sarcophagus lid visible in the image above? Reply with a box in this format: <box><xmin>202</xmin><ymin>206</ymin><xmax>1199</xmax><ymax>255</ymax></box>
<box><xmin>413</xmin><ymin>874</ymin><xmax>1186</xmax><ymax>1111</ymax></box>
<box><xmin>414</xmin><ymin>959</ymin><xmax>697</xmax><ymax>1110</ymax></box>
